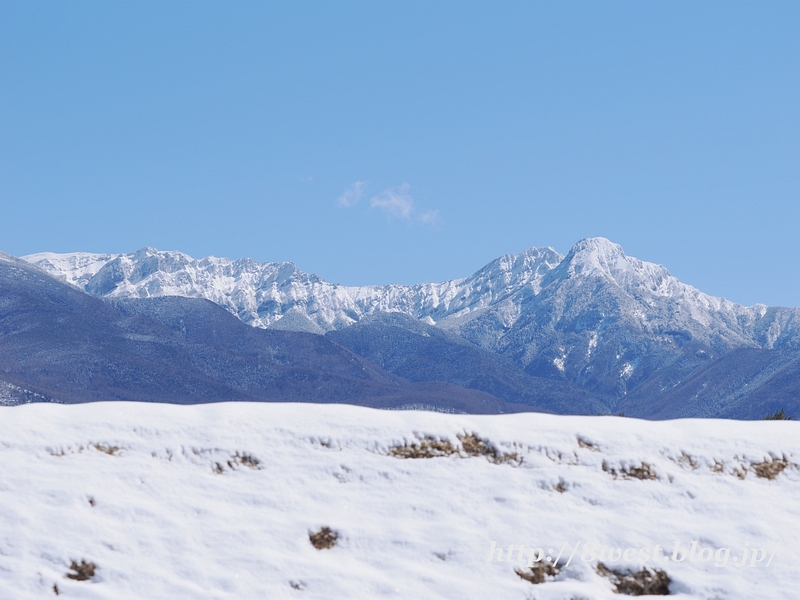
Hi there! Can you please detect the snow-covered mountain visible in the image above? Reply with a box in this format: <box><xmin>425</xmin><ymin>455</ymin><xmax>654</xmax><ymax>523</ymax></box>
<box><xmin>22</xmin><ymin>239</ymin><xmax>800</xmax><ymax>412</ymax></box>
<box><xmin>23</xmin><ymin>239</ymin><xmax>800</xmax><ymax>344</ymax></box>
<box><xmin>450</xmin><ymin>238</ymin><xmax>800</xmax><ymax>402</ymax></box>
<box><xmin>22</xmin><ymin>245</ymin><xmax>563</xmax><ymax>333</ymax></box>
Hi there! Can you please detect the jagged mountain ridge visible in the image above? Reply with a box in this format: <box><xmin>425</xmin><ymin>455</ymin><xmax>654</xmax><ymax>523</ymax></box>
<box><xmin>22</xmin><ymin>245</ymin><xmax>564</xmax><ymax>333</ymax></box>
<box><xmin>0</xmin><ymin>252</ymin><xmax>524</xmax><ymax>412</ymax></box>
<box><xmin>24</xmin><ymin>238</ymin><xmax>800</xmax><ymax>350</ymax></box>
<box><xmin>22</xmin><ymin>239</ymin><xmax>800</xmax><ymax>412</ymax></box>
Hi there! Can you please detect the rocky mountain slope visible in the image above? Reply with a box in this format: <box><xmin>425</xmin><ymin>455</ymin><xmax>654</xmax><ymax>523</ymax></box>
<box><xmin>23</xmin><ymin>239</ymin><xmax>800</xmax><ymax>417</ymax></box>
<box><xmin>326</xmin><ymin>312</ymin><xmax>606</xmax><ymax>415</ymax></box>
<box><xmin>0</xmin><ymin>252</ymin><xmax>520</xmax><ymax>413</ymax></box>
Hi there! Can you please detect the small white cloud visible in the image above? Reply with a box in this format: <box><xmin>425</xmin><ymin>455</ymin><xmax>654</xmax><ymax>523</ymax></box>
<box><xmin>341</xmin><ymin>181</ymin><xmax>441</xmax><ymax>226</ymax></box>
<box><xmin>337</xmin><ymin>181</ymin><xmax>366</xmax><ymax>207</ymax></box>
<box><xmin>369</xmin><ymin>183</ymin><xmax>415</xmax><ymax>219</ymax></box>
<box><xmin>418</xmin><ymin>209</ymin><xmax>441</xmax><ymax>226</ymax></box>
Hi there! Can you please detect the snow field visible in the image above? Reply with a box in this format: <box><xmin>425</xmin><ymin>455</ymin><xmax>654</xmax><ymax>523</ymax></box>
<box><xmin>0</xmin><ymin>402</ymin><xmax>798</xmax><ymax>599</ymax></box>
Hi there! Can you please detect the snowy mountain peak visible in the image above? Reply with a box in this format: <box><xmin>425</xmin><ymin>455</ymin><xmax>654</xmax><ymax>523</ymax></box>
<box><xmin>466</xmin><ymin>246</ymin><xmax>563</xmax><ymax>298</ymax></box>
<box><xmin>548</xmin><ymin>237</ymin><xmax>677</xmax><ymax>296</ymax></box>
<box><xmin>571</xmin><ymin>236</ymin><xmax>624</xmax><ymax>256</ymax></box>
<box><xmin>563</xmin><ymin>237</ymin><xmax>637</xmax><ymax>276</ymax></box>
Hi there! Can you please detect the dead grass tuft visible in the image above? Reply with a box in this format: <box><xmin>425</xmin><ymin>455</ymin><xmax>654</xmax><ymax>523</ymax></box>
<box><xmin>457</xmin><ymin>432</ymin><xmax>521</xmax><ymax>464</ymax></box>
<box><xmin>677</xmin><ymin>451</ymin><xmax>698</xmax><ymax>469</ymax></box>
<box><xmin>603</xmin><ymin>461</ymin><xmax>657</xmax><ymax>480</ymax></box>
<box><xmin>515</xmin><ymin>561</ymin><xmax>561</xmax><ymax>584</ymax></box>
<box><xmin>213</xmin><ymin>451</ymin><xmax>263</xmax><ymax>473</ymax></box>
<box><xmin>65</xmin><ymin>560</ymin><xmax>96</xmax><ymax>581</ymax></box>
<box><xmin>458</xmin><ymin>432</ymin><xmax>491</xmax><ymax>456</ymax></box>
<box><xmin>48</xmin><ymin>445</ymin><xmax>85</xmax><ymax>456</ymax></box>
<box><xmin>752</xmin><ymin>457</ymin><xmax>788</xmax><ymax>480</ymax></box>
<box><xmin>91</xmin><ymin>443</ymin><xmax>120</xmax><ymax>455</ymax></box>
<box><xmin>230</xmin><ymin>451</ymin><xmax>263</xmax><ymax>469</ymax></box>
<box><xmin>309</xmin><ymin>527</ymin><xmax>338</xmax><ymax>550</ymax></box>
<box><xmin>386</xmin><ymin>432</ymin><xmax>521</xmax><ymax>465</ymax></box>
<box><xmin>389</xmin><ymin>436</ymin><xmax>458</xmax><ymax>459</ymax></box>
<box><xmin>597</xmin><ymin>562</ymin><xmax>670</xmax><ymax>595</ymax></box>
<box><xmin>625</xmin><ymin>463</ymin><xmax>657</xmax><ymax>480</ymax></box>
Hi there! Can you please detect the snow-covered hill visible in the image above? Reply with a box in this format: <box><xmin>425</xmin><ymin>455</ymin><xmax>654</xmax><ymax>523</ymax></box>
<box><xmin>2</xmin><ymin>402</ymin><xmax>797</xmax><ymax>599</ymax></box>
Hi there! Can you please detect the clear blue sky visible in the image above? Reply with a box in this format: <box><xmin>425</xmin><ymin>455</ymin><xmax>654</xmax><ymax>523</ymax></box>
<box><xmin>1</xmin><ymin>2</ymin><xmax>798</xmax><ymax>306</ymax></box>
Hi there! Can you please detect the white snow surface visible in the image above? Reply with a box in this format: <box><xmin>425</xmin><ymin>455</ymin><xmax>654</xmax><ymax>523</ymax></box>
<box><xmin>2</xmin><ymin>402</ymin><xmax>798</xmax><ymax>599</ymax></box>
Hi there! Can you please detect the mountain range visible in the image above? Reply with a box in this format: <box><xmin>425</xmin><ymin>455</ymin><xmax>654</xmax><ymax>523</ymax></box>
<box><xmin>9</xmin><ymin>238</ymin><xmax>800</xmax><ymax>418</ymax></box>
<box><xmin>0</xmin><ymin>252</ymin><xmax>514</xmax><ymax>413</ymax></box>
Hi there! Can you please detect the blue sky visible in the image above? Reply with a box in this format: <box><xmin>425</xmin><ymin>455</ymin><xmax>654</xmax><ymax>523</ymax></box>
<box><xmin>1</xmin><ymin>2</ymin><xmax>798</xmax><ymax>306</ymax></box>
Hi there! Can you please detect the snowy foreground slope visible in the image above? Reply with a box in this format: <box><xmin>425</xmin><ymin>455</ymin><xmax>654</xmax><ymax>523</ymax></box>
<box><xmin>1</xmin><ymin>403</ymin><xmax>798</xmax><ymax>599</ymax></box>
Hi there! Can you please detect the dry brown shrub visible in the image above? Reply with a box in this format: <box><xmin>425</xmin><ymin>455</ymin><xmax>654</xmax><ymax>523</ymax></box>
<box><xmin>596</xmin><ymin>562</ymin><xmax>670</xmax><ymax>595</ymax></box>
<box><xmin>213</xmin><ymin>451</ymin><xmax>263</xmax><ymax>473</ymax></box>
<box><xmin>389</xmin><ymin>436</ymin><xmax>458</xmax><ymax>458</ymax></box>
<box><xmin>309</xmin><ymin>527</ymin><xmax>338</xmax><ymax>550</ymax></box>
<box><xmin>625</xmin><ymin>463</ymin><xmax>657</xmax><ymax>480</ymax></box>
<box><xmin>457</xmin><ymin>432</ymin><xmax>520</xmax><ymax>464</ymax></box>
<box><xmin>514</xmin><ymin>561</ymin><xmax>560</xmax><ymax>584</ymax></box>
<box><xmin>91</xmin><ymin>443</ymin><xmax>120</xmax><ymax>455</ymax></box>
<box><xmin>752</xmin><ymin>457</ymin><xmax>788</xmax><ymax>480</ymax></box>
<box><xmin>66</xmin><ymin>560</ymin><xmax>96</xmax><ymax>581</ymax></box>
<box><xmin>677</xmin><ymin>451</ymin><xmax>698</xmax><ymax>469</ymax></box>
<box><xmin>387</xmin><ymin>432</ymin><xmax>521</xmax><ymax>465</ymax></box>
<box><xmin>603</xmin><ymin>461</ymin><xmax>657</xmax><ymax>480</ymax></box>
<box><xmin>229</xmin><ymin>451</ymin><xmax>263</xmax><ymax>470</ymax></box>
